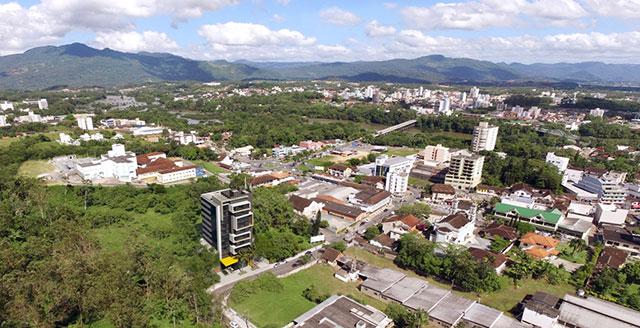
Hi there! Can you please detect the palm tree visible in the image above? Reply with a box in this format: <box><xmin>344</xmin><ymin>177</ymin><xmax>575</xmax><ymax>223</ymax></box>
<box><xmin>237</xmin><ymin>246</ymin><xmax>256</xmax><ymax>267</ymax></box>
<box><xmin>569</xmin><ymin>238</ymin><xmax>587</xmax><ymax>257</ymax></box>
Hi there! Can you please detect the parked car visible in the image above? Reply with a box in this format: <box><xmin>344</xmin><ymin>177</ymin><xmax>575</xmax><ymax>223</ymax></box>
<box><xmin>229</xmin><ymin>322</ymin><xmax>239</xmax><ymax>328</ymax></box>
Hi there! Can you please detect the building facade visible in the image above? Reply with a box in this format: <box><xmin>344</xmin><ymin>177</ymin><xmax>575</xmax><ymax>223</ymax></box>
<box><xmin>375</xmin><ymin>155</ymin><xmax>413</xmax><ymax>197</ymax></box>
<box><xmin>444</xmin><ymin>151</ymin><xmax>484</xmax><ymax>190</ymax></box>
<box><xmin>201</xmin><ymin>189</ymin><xmax>253</xmax><ymax>267</ymax></box>
<box><xmin>545</xmin><ymin>152</ymin><xmax>569</xmax><ymax>172</ymax></box>
<box><xmin>423</xmin><ymin>144</ymin><xmax>450</xmax><ymax>166</ymax></box>
<box><xmin>471</xmin><ymin>122</ymin><xmax>499</xmax><ymax>152</ymax></box>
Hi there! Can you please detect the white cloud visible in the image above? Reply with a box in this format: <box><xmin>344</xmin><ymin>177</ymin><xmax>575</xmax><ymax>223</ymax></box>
<box><xmin>401</xmin><ymin>0</ymin><xmax>588</xmax><ymax>30</ymax></box>
<box><xmin>198</xmin><ymin>22</ymin><xmax>316</xmax><ymax>47</ymax></box>
<box><xmin>276</xmin><ymin>0</ymin><xmax>292</xmax><ymax>5</ymax></box>
<box><xmin>580</xmin><ymin>0</ymin><xmax>640</xmax><ymax>19</ymax></box>
<box><xmin>383</xmin><ymin>3</ymin><xmax>397</xmax><ymax>9</ymax></box>
<box><xmin>319</xmin><ymin>7</ymin><xmax>361</xmax><ymax>26</ymax></box>
<box><xmin>365</xmin><ymin>20</ymin><xmax>397</xmax><ymax>37</ymax></box>
<box><xmin>94</xmin><ymin>30</ymin><xmax>179</xmax><ymax>53</ymax></box>
<box><xmin>273</xmin><ymin>13</ymin><xmax>285</xmax><ymax>21</ymax></box>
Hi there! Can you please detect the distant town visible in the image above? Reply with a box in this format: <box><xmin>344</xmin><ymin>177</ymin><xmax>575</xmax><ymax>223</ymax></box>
<box><xmin>2</xmin><ymin>80</ymin><xmax>640</xmax><ymax>328</ymax></box>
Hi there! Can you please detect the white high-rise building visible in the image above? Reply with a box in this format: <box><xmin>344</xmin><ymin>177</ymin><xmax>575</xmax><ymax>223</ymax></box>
<box><xmin>37</xmin><ymin>99</ymin><xmax>48</xmax><ymax>110</ymax></box>
<box><xmin>589</xmin><ymin>108</ymin><xmax>605</xmax><ymax>118</ymax></box>
<box><xmin>438</xmin><ymin>98</ymin><xmax>451</xmax><ymax>116</ymax></box>
<box><xmin>545</xmin><ymin>152</ymin><xmax>570</xmax><ymax>172</ymax></box>
<box><xmin>423</xmin><ymin>144</ymin><xmax>450</xmax><ymax>166</ymax></box>
<box><xmin>375</xmin><ymin>155</ymin><xmax>413</xmax><ymax>197</ymax></box>
<box><xmin>445</xmin><ymin>150</ymin><xmax>485</xmax><ymax>190</ymax></box>
<box><xmin>471</xmin><ymin>122</ymin><xmax>499</xmax><ymax>152</ymax></box>
<box><xmin>364</xmin><ymin>86</ymin><xmax>374</xmax><ymax>99</ymax></box>
<box><xmin>470</xmin><ymin>87</ymin><xmax>480</xmax><ymax>98</ymax></box>
<box><xmin>461</xmin><ymin>92</ymin><xmax>467</xmax><ymax>103</ymax></box>
<box><xmin>75</xmin><ymin>114</ymin><xmax>94</xmax><ymax>130</ymax></box>
<box><xmin>0</xmin><ymin>115</ymin><xmax>7</xmax><ymax>127</ymax></box>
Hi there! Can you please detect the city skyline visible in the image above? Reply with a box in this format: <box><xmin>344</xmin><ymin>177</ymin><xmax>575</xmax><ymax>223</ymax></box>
<box><xmin>1</xmin><ymin>0</ymin><xmax>640</xmax><ymax>63</ymax></box>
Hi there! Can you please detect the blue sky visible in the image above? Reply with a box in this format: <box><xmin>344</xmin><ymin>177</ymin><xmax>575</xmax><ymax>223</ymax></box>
<box><xmin>2</xmin><ymin>0</ymin><xmax>640</xmax><ymax>63</ymax></box>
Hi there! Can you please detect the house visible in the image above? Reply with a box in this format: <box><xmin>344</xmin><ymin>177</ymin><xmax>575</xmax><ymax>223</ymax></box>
<box><xmin>476</xmin><ymin>184</ymin><xmax>508</xmax><ymax>196</ymax></box>
<box><xmin>289</xmin><ymin>195</ymin><xmax>324</xmax><ymax>218</ymax></box>
<box><xmin>520</xmin><ymin>232</ymin><xmax>560</xmax><ymax>259</ymax></box>
<box><xmin>431</xmin><ymin>184</ymin><xmax>457</xmax><ymax>201</ymax></box>
<box><xmin>468</xmin><ymin>247</ymin><xmax>509</xmax><ymax>274</ymax></box>
<box><xmin>433</xmin><ymin>213</ymin><xmax>474</xmax><ymax>245</ymax></box>
<box><xmin>321</xmin><ymin>247</ymin><xmax>343</xmax><ymax>266</ymax></box>
<box><xmin>381</xmin><ymin>214</ymin><xmax>422</xmax><ymax>240</ymax></box>
<box><xmin>481</xmin><ymin>222</ymin><xmax>518</xmax><ymax>241</ymax></box>
<box><xmin>521</xmin><ymin>292</ymin><xmax>561</xmax><ymax>328</ymax></box>
<box><xmin>493</xmin><ymin>202</ymin><xmax>564</xmax><ymax>231</ymax></box>
<box><xmin>595</xmin><ymin>203</ymin><xmax>628</xmax><ymax>227</ymax></box>
<box><xmin>313</xmin><ymin>198</ymin><xmax>367</xmax><ymax>221</ymax></box>
<box><xmin>599</xmin><ymin>227</ymin><xmax>640</xmax><ymax>257</ymax></box>
<box><xmin>510</xmin><ymin>183</ymin><xmax>534</xmax><ymax>198</ymax></box>
<box><xmin>595</xmin><ymin>246</ymin><xmax>628</xmax><ymax>271</ymax></box>
<box><xmin>361</xmin><ymin>176</ymin><xmax>385</xmax><ymax>189</ymax></box>
<box><xmin>370</xmin><ymin>233</ymin><xmax>395</xmax><ymax>251</ymax></box>
<box><xmin>290</xmin><ymin>295</ymin><xmax>393</xmax><ymax>328</ymax></box>
<box><xmin>557</xmin><ymin>214</ymin><xmax>595</xmax><ymax>240</ymax></box>
<box><xmin>328</xmin><ymin>163</ymin><xmax>352</xmax><ymax>178</ymax></box>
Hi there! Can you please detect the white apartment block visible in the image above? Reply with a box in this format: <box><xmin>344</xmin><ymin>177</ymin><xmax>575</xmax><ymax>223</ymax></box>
<box><xmin>576</xmin><ymin>171</ymin><xmax>627</xmax><ymax>204</ymax></box>
<box><xmin>445</xmin><ymin>151</ymin><xmax>484</xmax><ymax>191</ymax></box>
<box><xmin>423</xmin><ymin>144</ymin><xmax>450</xmax><ymax>166</ymax></box>
<box><xmin>75</xmin><ymin>114</ymin><xmax>94</xmax><ymax>130</ymax></box>
<box><xmin>375</xmin><ymin>155</ymin><xmax>413</xmax><ymax>197</ymax></box>
<box><xmin>471</xmin><ymin>122</ymin><xmax>499</xmax><ymax>152</ymax></box>
<box><xmin>545</xmin><ymin>152</ymin><xmax>570</xmax><ymax>172</ymax></box>
<box><xmin>0</xmin><ymin>115</ymin><xmax>7</xmax><ymax>127</ymax></box>
<box><xmin>37</xmin><ymin>99</ymin><xmax>48</xmax><ymax>110</ymax></box>
<box><xmin>157</xmin><ymin>166</ymin><xmax>198</xmax><ymax>184</ymax></box>
<box><xmin>589</xmin><ymin>108</ymin><xmax>605</xmax><ymax>118</ymax></box>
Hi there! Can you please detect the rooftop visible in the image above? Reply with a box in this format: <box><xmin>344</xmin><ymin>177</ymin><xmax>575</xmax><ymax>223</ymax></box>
<box><xmin>463</xmin><ymin>303</ymin><xmax>503</xmax><ymax>328</ymax></box>
<box><xmin>438</xmin><ymin>213</ymin><xmax>470</xmax><ymax>229</ymax></box>
<box><xmin>403</xmin><ymin>284</ymin><xmax>451</xmax><ymax>312</ymax></box>
<box><xmin>382</xmin><ymin>276</ymin><xmax>427</xmax><ymax>303</ymax></box>
<box><xmin>559</xmin><ymin>294</ymin><xmax>640</xmax><ymax>328</ymax></box>
<box><xmin>520</xmin><ymin>232</ymin><xmax>560</xmax><ymax>249</ymax></box>
<box><xmin>428</xmin><ymin>293</ymin><xmax>475</xmax><ymax>325</ymax></box>
<box><xmin>432</xmin><ymin>184</ymin><xmax>456</xmax><ymax>194</ymax></box>
<box><xmin>494</xmin><ymin>202</ymin><xmax>563</xmax><ymax>224</ymax></box>
<box><xmin>292</xmin><ymin>295</ymin><xmax>391</xmax><ymax>328</ymax></box>
<box><xmin>359</xmin><ymin>267</ymin><xmax>406</xmax><ymax>293</ymax></box>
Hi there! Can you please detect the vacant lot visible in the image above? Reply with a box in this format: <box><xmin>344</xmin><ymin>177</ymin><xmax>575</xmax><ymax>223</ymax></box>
<box><xmin>18</xmin><ymin>160</ymin><xmax>56</xmax><ymax>178</ymax></box>
<box><xmin>192</xmin><ymin>160</ymin><xmax>231</xmax><ymax>175</ymax></box>
<box><xmin>230</xmin><ymin>265</ymin><xmax>386</xmax><ymax>327</ymax></box>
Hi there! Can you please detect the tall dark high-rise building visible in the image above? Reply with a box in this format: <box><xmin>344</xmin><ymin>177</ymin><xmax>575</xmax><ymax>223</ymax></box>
<box><xmin>201</xmin><ymin>188</ymin><xmax>253</xmax><ymax>267</ymax></box>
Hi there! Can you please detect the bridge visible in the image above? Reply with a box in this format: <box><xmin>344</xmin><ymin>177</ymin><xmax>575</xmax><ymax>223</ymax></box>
<box><xmin>374</xmin><ymin>119</ymin><xmax>417</xmax><ymax>137</ymax></box>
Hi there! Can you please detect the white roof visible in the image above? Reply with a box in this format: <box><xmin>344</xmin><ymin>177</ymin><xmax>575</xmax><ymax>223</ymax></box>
<box><xmin>560</xmin><ymin>294</ymin><xmax>640</xmax><ymax>328</ymax></box>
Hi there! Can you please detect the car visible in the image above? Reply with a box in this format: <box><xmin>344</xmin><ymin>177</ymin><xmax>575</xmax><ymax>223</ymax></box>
<box><xmin>384</xmin><ymin>208</ymin><xmax>389</xmax><ymax>212</ymax></box>
<box><xmin>229</xmin><ymin>322</ymin><xmax>239</xmax><ymax>328</ymax></box>
<box><xmin>274</xmin><ymin>262</ymin><xmax>283</xmax><ymax>267</ymax></box>
<box><xmin>364</xmin><ymin>218</ymin><xmax>370</xmax><ymax>223</ymax></box>
<box><xmin>305</xmin><ymin>251</ymin><xmax>312</xmax><ymax>255</ymax></box>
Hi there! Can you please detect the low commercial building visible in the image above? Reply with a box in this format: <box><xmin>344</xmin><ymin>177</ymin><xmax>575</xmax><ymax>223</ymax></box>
<box><xmin>429</xmin><ymin>293</ymin><xmax>476</xmax><ymax>328</ymax></box>
<box><xmin>431</xmin><ymin>184</ymin><xmax>456</xmax><ymax>201</ymax></box>
<box><xmin>521</xmin><ymin>292</ymin><xmax>560</xmax><ymax>328</ymax></box>
<box><xmin>595</xmin><ymin>203</ymin><xmax>628</xmax><ymax>226</ymax></box>
<box><xmin>76</xmin><ymin>144</ymin><xmax>138</xmax><ymax>182</ymax></box>
<box><xmin>545</xmin><ymin>152</ymin><xmax>569</xmax><ymax>172</ymax></box>
<box><xmin>290</xmin><ymin>295</ymin><xmax>393</xmax><ymax>328</ymax></box>
<box><xmin>557</xmin><ymin>214</ymin><xmax>595</xmax><ymax>240</ymax></box>
<box><xmin>599</xmin><ymin>227</ymin><xmax>640</xmax><ymax>257</ymax></box>
<box><xmin>381</xmin><ymin>214</ymin><xmax>422</xmax><ymax>240</ymax></box>
<box><xmin>289</xmin><ymin>195</ymin><xmax>324</xmax><ymax>218</ymax></box>
<box><xmin>328</xmin><ymin>163</ymin><xmax>352</xmax><ymax>178</ymax></box>
<box><xmin>558</xmin><ymin>294</ymin><xmax>640</xmax><ymax>328</ymax></box>
<box><xmin>493</xmin><ymin>203</ymin><xmax>564</xmax><ymax>231</ymax></box>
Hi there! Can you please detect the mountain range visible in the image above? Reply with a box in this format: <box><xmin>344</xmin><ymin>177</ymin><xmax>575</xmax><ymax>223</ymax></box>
<box><xmin>2</xmin><ymin>43</ymin><xmax>640</xmax><ymax>90</ymax></box>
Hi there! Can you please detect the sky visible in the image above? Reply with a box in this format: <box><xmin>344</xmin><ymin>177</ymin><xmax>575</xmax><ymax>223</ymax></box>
<box><xmin>1</xmin><ymin>0</ymin><xmax>640</xmax><ymax>63</ymax></box>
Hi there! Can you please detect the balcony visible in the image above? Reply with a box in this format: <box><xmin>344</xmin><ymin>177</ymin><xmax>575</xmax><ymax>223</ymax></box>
<box><xmin>232</xmin><ymin>212</ymin><xmax>253</xmax><ymax>231</ymax></box>
<box><xmin>230</xmin><ymin>200</ymin><xmax>251</xmax><ymax>214</ymax></box>
<box><xmin>230</xmin><ymin>230</ymin><xmax>251</xmax><ymax>243</ymax></box>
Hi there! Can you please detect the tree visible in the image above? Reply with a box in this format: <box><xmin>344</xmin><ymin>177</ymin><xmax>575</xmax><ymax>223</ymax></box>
<box><xmin>569</xmin><ymin>238</ymin><xmax>587</xmax><ymax>256</ymax></box>
<box><xmin>237</xmin><ymin>246</ymin><xmax>256</xmax><ymax>267</ymax></box>
<box><xmin>327</xmin><ymin>241</ymin><xmax>347</xmax><ymax>253</ymax></box>
<box><xmin>364</xmin><ymin>226</ymin><xmax>380</xmax><ymax>240</ymax></box>
<box><xmin>489</xmin><ymin>236</ymin><xmax>510</xmax><ymax>253</ymax></box>
<box><xmin>311</xmin><ymin>211</ymin><xmax>321</xmax><ymax>236</ymax></box>
<box><xmin>398</xmin><ymin>203</ymin><xmax>431</xmax><ymax>219</ymax></box>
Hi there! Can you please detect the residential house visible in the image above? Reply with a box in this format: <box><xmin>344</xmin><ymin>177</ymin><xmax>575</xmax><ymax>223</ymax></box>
<box><xmin>289</xmin><ymin>195</ymin><xmax>324</xmax><ymax>218</ymax></box>
<box><xmin>328</xmin><ymin>164</ymin><xmax>352</xmax><ymax>178</ymax></box>
<box><xmin>521</xmin><ymin>292</ymin><xmax>561</xmax><ymax>328</ymax></box>
<box><xmin>468</xmin><ymin>247</ymin><xmax>509</xmax><ymax>274</ymax></box>
<box><xmin>595</xmin><ymin>247</ymin><xmax>628</xmax><ymax>271</ymax></box>
<box><xmin>520</xmin><ymin>232</ymin><xmax>560</xmax><ymax>259</ymax></box>
<box><xmin>476</xmin><ymin>184</ymin><xmax>508</xmax><ymax>196</ymax></box>
<box><xmin>371</xmin><ymin>233</ymin><xmax>396</xmax><ymax>251</ymax></box>
<box><xmin>431</xmin><ymin>184</ymin><xmax>456</xmax><ymax>201</ymax></box>
<box><xmin>481</xmin><ymin>222</ymin><xmax>518</xmax><ymax>241</ymax></box>
<box><xmin>433</xmin><ymin>213</ymin><xmax>474</xmax><ymax>245</ymax></box>
<box><xmin>321</xmin><ymin>247</ymin><xmax>343</xmax><ymax>266</ymax></box>
<box><xmin>599</xmin><ymin>227</ymin><xmax>640</xmax><ymax>257</ymax></box>
<box><xmin>361</xmin><ymin>176</ymin><xmax>385</xmax><ymax>189</ymax></box>
<box><xmin>381</xmin><ymin>214</ymin><xmax>422</xmax><ymax>240</ymax></box>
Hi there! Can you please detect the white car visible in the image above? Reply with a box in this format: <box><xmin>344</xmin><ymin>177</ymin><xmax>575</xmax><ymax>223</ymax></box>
<box><xmin>364</xmin><ymin>218</ymin><xmax>370</xmax><ymax>223</ymax></box>
<box><xmin>229</xmin><ymin>322</ymin><xmax>239</xmax><ymax>328</ymax></box>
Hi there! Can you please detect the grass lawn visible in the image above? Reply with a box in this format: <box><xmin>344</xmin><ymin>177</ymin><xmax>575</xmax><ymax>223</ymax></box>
<box><xmin>263</xmin><ymin>163</ymin><xmax>278</xmax><ymax>168</ymax></box>
<box><xmin>556</xmin><ymin>244</ymin><xmax>588</xmax><ymax>264</ymax></box>
<box><xmin>297</xmin><ymin>164</ymin><xmax>312</xmax><ymax>172</ymax></box>
<box><xmin>408</xmin><ymin>176</ymin><xmax>432</xmax><ymax>189</ymax></box>
<box><xmin>480</xmin><ymin>277</ymin><xmax>574</xmax><ymax>314</ymax></box>
<box><xmin>0</xmin><ymin>136</ymin><xmax>23</xmax><ymax>147</ymax></box>
<box><xmin>383</xmin><ymin>148</ymin><xmax>421</xmax><ymax>157</ymax></box>
<box><xmin>192</xmin><ymin>160</ymin><xmax>231</xmax><ymax>175</ymax></box>
<box><xmin>306</xmin><ymin>156</ymin><xmax>335</xmax><ymax>167</ymax></box>
<box><xmin>18</xmin><ymin>160</ymin><xmax>56</xmax><ymax>178</ymax></box>
<box><xmin>230</xmin><ymin>265</ymin><xmax>386</xmax><ymax>327</ymax></box>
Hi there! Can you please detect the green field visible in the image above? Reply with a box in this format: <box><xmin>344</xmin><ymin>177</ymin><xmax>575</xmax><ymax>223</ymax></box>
<box><xmin>408</xmin><ymin>176</ymin><xmax>432</xmax><ymax>189</ymax></box>
<box><xmin>383</xmin><ymin>148</ymin><xmax>421</xmax><ymax>157</ymax></box>
<box><xmin>192</xmin><ymin>160</ymin><xmax>231</xmax><ymax>175</ymax></box>
<box><xmin>263</xmin><ymin>163</ymin><xmax>278</xmax><ymax>168</ymax></box>
<box><xmin>306</xmin><ymin>156</ymin><xmax>335</xmax><ymax>167</ymax></box>
<box><xmin>17</xmin><ymin>160</ymin><xmax>56</xmax><ymax>178</ymax></box>
<box><xmin>230</xmin><ymin>265</ymin><xmax>386</xmax><ymax>327</ymax></box>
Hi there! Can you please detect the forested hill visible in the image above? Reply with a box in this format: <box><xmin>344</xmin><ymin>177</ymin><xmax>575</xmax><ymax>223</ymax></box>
<box><xmin>3</xmin><ymin>43</ymin><xmax>640</xmax><ymax>89</ymax></box>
